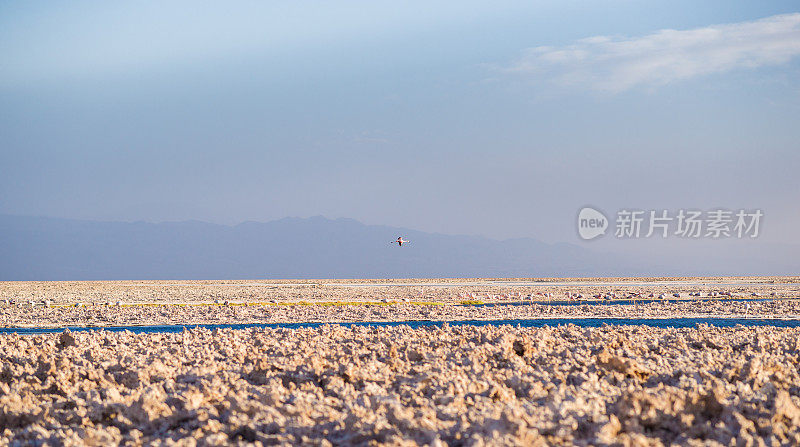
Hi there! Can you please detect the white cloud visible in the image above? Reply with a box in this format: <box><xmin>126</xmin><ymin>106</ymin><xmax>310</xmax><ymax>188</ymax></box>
<box><xmin>504</xmin><ymin>13</ymin><xmax>800</xmax><ymax>93</ymax></box>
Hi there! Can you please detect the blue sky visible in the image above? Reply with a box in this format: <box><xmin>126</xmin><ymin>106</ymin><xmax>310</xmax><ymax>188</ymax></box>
<box><xmin>1</xmin><ymin>1</ymin><xmax>799</xmax><ymax>251</ymax></box>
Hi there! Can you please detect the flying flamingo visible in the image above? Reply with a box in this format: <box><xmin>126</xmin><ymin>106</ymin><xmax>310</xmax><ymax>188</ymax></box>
<box><xmin>390</xmin><ymin>237</ymin><xmax>410</xmax><ymax>246</ymax></box>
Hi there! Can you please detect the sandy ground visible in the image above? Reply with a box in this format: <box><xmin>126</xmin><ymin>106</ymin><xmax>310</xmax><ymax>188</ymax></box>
<box><xmin>2</xmin><ymin>325</ymin><xmax>800</xmax><ymax>446</ymax></box>
<box><xmin>1</xmin><ymin>277</ymin><xmax>798</xmax><ymax>306</ymax></box>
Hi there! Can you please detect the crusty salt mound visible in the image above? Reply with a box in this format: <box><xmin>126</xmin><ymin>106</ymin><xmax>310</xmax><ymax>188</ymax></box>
<box><xmin>1</xmin><ymin>325</ymin><xmax>799</xmax><ymax>445</ymax></box>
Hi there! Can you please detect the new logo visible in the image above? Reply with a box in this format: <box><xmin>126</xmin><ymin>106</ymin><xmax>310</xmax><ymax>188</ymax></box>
<box><xmin>577</xmin><ymin>207</ymin><xmax>608</xmax><ymax>240</ymax></box>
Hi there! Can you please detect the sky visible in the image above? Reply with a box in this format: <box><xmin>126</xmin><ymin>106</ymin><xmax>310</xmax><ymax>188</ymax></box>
<box><xmin>1</xmin><ymin>1</ymin><xmax>799</xmax><ymax>255</ymax></box>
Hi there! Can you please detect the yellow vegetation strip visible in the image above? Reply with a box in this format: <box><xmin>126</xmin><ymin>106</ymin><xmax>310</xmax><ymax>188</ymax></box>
<box><xmin>47</xmin><ymin>300</ymin><xmax>448</xmax><ymax>308</ymax></box>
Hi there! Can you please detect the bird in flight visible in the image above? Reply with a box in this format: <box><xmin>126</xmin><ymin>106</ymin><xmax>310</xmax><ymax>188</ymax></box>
<box><xmin>391</xmin><ymin>237</ymin><xmax>410</xmax><ymax>246</ymax></box>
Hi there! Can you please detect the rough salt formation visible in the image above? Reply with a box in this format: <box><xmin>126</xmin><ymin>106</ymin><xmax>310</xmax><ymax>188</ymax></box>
<box><xmin>2</xmin><ymin>325</ymin><xmax>800</xmax><ymax>446</ymax></box>
<box><xmin>2</xmin><ymin>300</ymin><xmax>800</xmax><ymax>328</ymax></box>
<box><xmin>1</xmin><ymin>278</ymin><xmax>796</xmax><ymax>305</ymax></box>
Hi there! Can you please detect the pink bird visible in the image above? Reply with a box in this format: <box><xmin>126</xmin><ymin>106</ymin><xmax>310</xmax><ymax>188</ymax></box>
<box><xmin>390</xmin><ymin>237</ymin><xmax>410</xmax><ymax>246</ymax></box>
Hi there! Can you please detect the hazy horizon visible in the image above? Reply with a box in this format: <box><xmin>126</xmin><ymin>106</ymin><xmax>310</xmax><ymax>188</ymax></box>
<box><xmin>2</xmin><ymin>1</ymin><xmax>799</xmax><ymax>272</ymax></box>
<box><xmin>2</xmin><ymin>213</ymin><xmax>798</xmax><ymax>280</ymax></box>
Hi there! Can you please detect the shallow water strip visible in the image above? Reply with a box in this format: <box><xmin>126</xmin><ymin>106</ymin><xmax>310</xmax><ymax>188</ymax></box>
<box><xmin>4</xmin><ymin>317</ymin><xmax>800</xmax><ymax>334</ymax></box>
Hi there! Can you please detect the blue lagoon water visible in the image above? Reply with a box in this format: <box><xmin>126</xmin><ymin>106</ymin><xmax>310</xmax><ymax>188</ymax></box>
<box><xmin>3</xmin><ymin>317</ymin><xmax>800</xmax><ymax>335</ymax></box>
<box><xmin>471</xmin><ymin>298</ymin><xmax>775</xmax><ymax>307</ymax></box>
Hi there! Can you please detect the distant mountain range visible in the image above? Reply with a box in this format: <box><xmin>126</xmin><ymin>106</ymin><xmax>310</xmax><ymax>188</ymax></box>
<box><xmin>0</xmin><ymin>214</ymin><xmax>661</xmax><ymax>280</ymax></box>
<box><xmin>3</xmin><ymin>214</ymin><xmax>797</xmax><ymax>280</ymax></box>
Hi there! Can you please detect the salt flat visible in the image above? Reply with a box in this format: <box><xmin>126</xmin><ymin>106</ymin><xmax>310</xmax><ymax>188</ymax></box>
<box><xmin>2</xmin><ymin>278</ymin><xmax>799</xmax><ymax>446</ymax></box>
<box><xmin>3</xmin><ymin>300</ymin><xmax>800</xmax><ymax>329</ymax></box>
<box><xmin>1</xmin><ymin>277</ymin><xmax>797</xmax><ymax>307</ymax></box>
<box><xmin>2</xmin><ymin>324</ymin><xmax>800</xmax><ymax>445</ymax></box>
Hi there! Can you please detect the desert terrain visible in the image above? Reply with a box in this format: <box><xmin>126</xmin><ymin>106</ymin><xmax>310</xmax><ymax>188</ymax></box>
<box><xmin>2</xmin><ymin>324</ymin><xmax>800</xmax><ymax>445</ymax></box>
<box><xmin>1</xmin><ymin>277</ymin><xmax>797</xmax><ymax>305</ymax></box>
<box><xmin>2</xmin><ymin>278</ymin><xmax>800</xmax><ymax>446</ymax></box>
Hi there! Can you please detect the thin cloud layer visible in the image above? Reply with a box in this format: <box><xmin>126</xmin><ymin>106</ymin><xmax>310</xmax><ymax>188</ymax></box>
<box><xmin>505</xmin><ymin>13</ymin><xmax>800</xmax><ymax>92</ymax></box>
